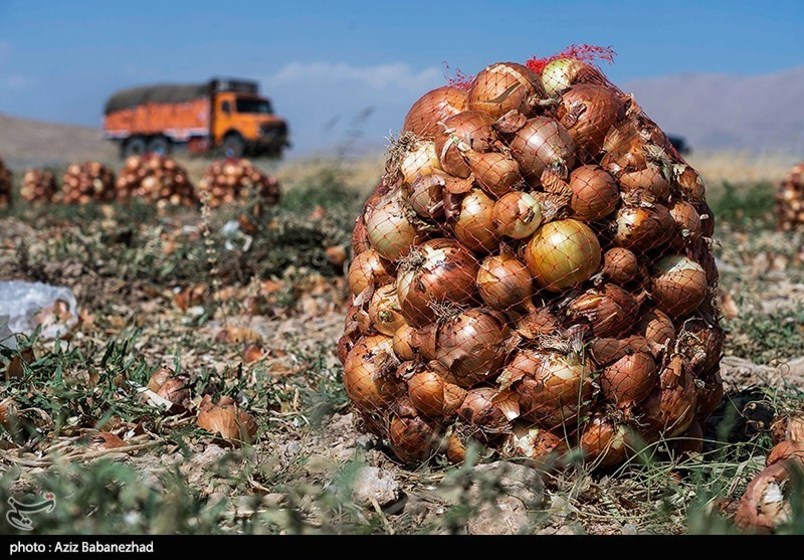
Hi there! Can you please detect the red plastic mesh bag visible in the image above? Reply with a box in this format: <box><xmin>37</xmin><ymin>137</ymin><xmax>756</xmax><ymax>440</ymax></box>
<box><xmin>199</xmin><ymin>158</ymin><xmax>281</xmax><ymax>209</ymax></box>
<box><xmin>341</xmin><ymin>46</ymin><xmax>723</xmax><ymax>469</ymax></box>
<box><xmin>116</xmin><ymin>154</ymin><xmax>197</xmax><ymax>209</ymax></box>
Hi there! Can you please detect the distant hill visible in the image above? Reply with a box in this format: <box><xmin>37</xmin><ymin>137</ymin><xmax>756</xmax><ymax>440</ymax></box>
<box><xmin>0</xmin><ymin>113</ymin><xmax>115</xmax><ymax>168</ymax></box>
<box><xmin>625</xmin><ymin>66</ymin><xmax>804</xmax><ymax>153</ymax></box>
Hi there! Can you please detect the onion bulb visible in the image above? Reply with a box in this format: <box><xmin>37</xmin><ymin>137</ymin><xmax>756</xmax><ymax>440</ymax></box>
<box><xmin>367</xmin><ymin>284</ymin><xmax>407</xmax><ymax>336</ymax></box>
<box><xmin>508</xmin><ymin>117</ymin><xmax>576</xmax><ymax>180</ymax></box>
<box><xmin>396</xmin><ymin>238</ymin><xmax>479</xmax><ymax>327</ymax></box>
<box><xmin>771</xmin><ymin>413</ymin><xmax>804</xmax><ymax>446</ymax></box>
<box><xmin>348</xmin><ymin>249</ymin><xmax>393</xmax><ymax>296</ymax></box>
<box><xmin>504</xmin><ymin>423</ymin><xmax>568</xmax><ymax>465</ymax></box>
<box><xmin>436</xmin><ymin>309</ymin><xmax>508</xmax><ymax>387</ymax></box>
<box><xmin>668</xmin><ymin>200</ymin><xmax>702</xmax><ymax>249</ymax></box>
<box><xmin>619</xmin><ymin>164</ymin><xmax>670</xmax><ymax>200</ymax></box>
<box><xmin>392</xmin><ymin>324</ymin><xmax>417</xmax><ymax>361</ymax></box>
<box><xmin>468</xmin><ymin>62</ymin><xmax>543</xmax><ymax>118</ymax></box>
<box><xmin>403</xmin><ymin>86</ymin><xmax>468</xmax><ymax>139</ymax></box>
<box><xmin>524</xmin><ymin>219</ymin><xmax>602</xmax><ymax>291</ymax></box>
<box><xmin>352</xmin><ymin>217</ymin><xmax>370</xmax><ymax>254</ymax></box>
<box><xmin>465</xmin><ymin>150</ymin><xmax>523</xmax><ymax>198</ymax></box>
<box><xmin>641</xmin><ymin>356</ymin><xmax>698</xmax><ymax>438</ymax></box>
<box><xmin>580</xmin><ymin>416</ymin><xmax>631</xmax><ymax>468</ymax></box>
<box><xmin>568</xmin><ymin>165</ymin><xmax>619</xmax><ymax>221</ymax></box>
<box><xmin>613</xmin><ymin>204</ymin><xmax>675</xmax><ymax>252</ymax></box>
<box><xmin>557</xmin><ymin>84</ymin><xmax>625</xmax><ymax>161</ymax></box>
<box><xmin>452</xmin><ymin>189</ymin><xmax>499</xmax><ymax>253</ymax></box>
<box><xmin>541</xmin><ymin>58</ymin><xmax>604</xmax><ymax>97</ymax></box>
<box><xmin>567</xmin><ymin>283</ymin><xmax>638</xmax><ymax>338</ymax></box>
<box><xmin>406</xmin><ymin>173</ymin><xmax>445</xmax><ymax>220</ymax></box>
<box><xmin>767</xmin><ymin>440</ymin><xmax>804</xmax><ymax>466</ymax></box>
<box><xmin>434</xmin><ymin>111</ymin><xmax>495</xmax><ymax>178</ymax></box>
<box><xmin>408</xmin><ymin>370</ymin><xmax>466</xmax><ymax>418</ymax></box>
<box><xmin>676</xmin><ymin>318</ymin><xmax>724</xmax><ymax>375</ymax></box>
<box><xmin>343</xmin><ymin>335</ymin><xmax>401</xmax><ymax>413</ymax></box>
<box><xmin>601</xmin><ymin>247</ymin><xmax>640</xmax><ymax>285</ymax></box>
<box><xmin>477</xmin><ymin>252</ymin><xmax>533</xmax><ymax>310</ymax></box>
<box><xmin>503</xmin><ymin>349</ymin><xmax>593</xmax><ymax>429</ymax></box>
<box><xmin>651</xmin><ymin>255</ymin><xmax>708</xmax><ymax>317</ymax></box>
<box><xmin>601</xmin><ymin>352</ymin><xmax>658</xmax><ymax>407</ymax></box>
<box><xmin>637</xmin><ymin>309</ymin><xmax>676</xmax><ymax>348</ymax></box>
<box><xmin>366</xmin><ymin>196</ymin><xmax>421</xmax><ymax>261</ymax></box>
<box><xmin>400</xmin><ymin>141</ymin><xmax>441</xmax><ymax>185</ymax></box>
<box><xmin>493</xmin><ymin>191</ymin><xmax>543</xmax><ymax>239</ymax></box>
<box><xmin>458</xmin><ymin>388</ymin><xmax>512</xmax><ymax>435</ymax></box>
<box><xmin>389</xmin><ymin>411</ymin><xmax>437</xmax><ymax>464</ymax></box>
<box><xmin>675</xmin><ymin>164</ymin><xmax>706</xmax><ymax>202</ymax></box>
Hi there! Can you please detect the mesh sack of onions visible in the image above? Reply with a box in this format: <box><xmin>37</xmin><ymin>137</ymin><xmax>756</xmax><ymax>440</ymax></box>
<box><xmin>0</xmin><ymin>155</ymin><xmax>12</xmax><ymax>206</ymax></box>
<box><xmin>198</xmin><ymin>158</ymin><xmax>281</xmax><ymax>209</ymax></box>
<box><xmin>776</xmin><ymin>162</ymin><xmax>804</xmax><ymax>232</ymax></box>
<box><xmin>59</xmin><ymin>161</ymin><xmax>116</xmax><ymax>204</ymax></box>
<box><xmin>116</xmin><ymin>154</ymin><xmax>197</xmax><ymax>209</ymax></box>
<box><xmin>339</xmin><ymin>46</ymin><xmax>724</xmax><ymax>469</ymax></box>
<box><xmin>20</xmin><ymin>169</ymin><xmax>59</xmax><ymax>203</ymax></box>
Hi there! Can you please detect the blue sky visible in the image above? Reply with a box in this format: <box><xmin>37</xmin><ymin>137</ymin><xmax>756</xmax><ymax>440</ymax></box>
<box><xmin>0</xmin><ymin>1</ymin><xmax>802</xmax><ymax>155</ymax></box>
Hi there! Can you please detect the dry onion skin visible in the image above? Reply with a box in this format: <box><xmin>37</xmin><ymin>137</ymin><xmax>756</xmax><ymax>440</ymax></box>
<box><xmin>340</xmin><ymin>48</ymin><xmax>722</xmax><ymax>468</ymax></box>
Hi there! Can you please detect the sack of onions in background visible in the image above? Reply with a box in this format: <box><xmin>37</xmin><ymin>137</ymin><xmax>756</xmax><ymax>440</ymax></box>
<box><xmin>776</xmin><ymin>162</ymin><xmax>804</xmax><ymax>232</ymax></box>
<box><xmin>116</xmin><ymin>154</ymin><xmax>197</xmax><ymax>210</ymax></box>
<box><xmin>340</xmin><ymin>48</ymin><xmax>724</xmax><ymax>469</ymax></box>
<box><xmin>0</xmin><ymin>155</ymin><xmax>12</xmax><ymax>207</ymax></box>
<box><xmin>20</xmin><ymin>168</ymin><xmax>59</xmax><ymax>203</ymax></box>
<box><xmin>199</xmin><ymin>158</ymin><xmax>282</xmax><ymax>209</ymax></box>
<box><xmin>58</xmin><ymin>161</ymin><xmax>117</xmax><ymax>204</ymax></box>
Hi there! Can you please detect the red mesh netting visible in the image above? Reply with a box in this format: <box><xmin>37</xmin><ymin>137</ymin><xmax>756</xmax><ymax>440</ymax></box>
<box><xmin>199</xmin><ymin>158</ymin><xmax>281</xmax><ymax>209</ymax></box>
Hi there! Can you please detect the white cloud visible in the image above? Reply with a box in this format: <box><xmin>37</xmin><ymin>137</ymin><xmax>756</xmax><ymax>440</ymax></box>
<box><xmin>5</xmin><ymin>75</ymin><xmax>32</xmax><ymax>89</ymax></box>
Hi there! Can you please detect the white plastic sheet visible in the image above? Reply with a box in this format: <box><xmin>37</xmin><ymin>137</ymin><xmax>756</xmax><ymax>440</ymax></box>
<box><xmin>0</xmin><ymin>281</ymin><xmax>79</xmax><ymax>347</ymax></box>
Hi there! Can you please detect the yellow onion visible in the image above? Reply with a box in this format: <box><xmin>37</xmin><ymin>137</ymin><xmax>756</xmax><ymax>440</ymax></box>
<box><xmin>343</xmin><ymin>335</ymin><xmax>402</xmax><ymax>413</ymax></box>
<box><xmin>668</xmin><ymin>200</ymin><xmax>702</xmax><ymax>249</ymax></box>
<box><xmin>452</xmin><ymin>189</ymin><xmax>499</xmax><ymax>253</ymax></box>
<box><xmin>392</xmin><ymin>324</ymin><xmax>417</xmax><ymax>361</ymax></box>
<box><xmin>436</xmin><ymin>309</ymin><xmax>508</xmax><ymax>387</ymax></box>
<box><xmin>434</xmin><ymin>111</ymin><xmax>496</xmax><ymax>178</ymax></box>
<box><xmin>492</xmin><ymin>191</ymin><xmax>543</xmax><ymax>239</ymax></box>
<box><xmin>406</xmin><ymin>173</ymin><xmax>445</xmax><ymax>219</ymax></box>
<box><xmin>458</xmin><ymin>388</ymin><xmax>514</xmax><ymax>436</ymax></box>
<box><xmin>503</xmin><ymin>423</ymin><xmax>568</xmax><ymax>465</ymax></box>
<box><xmin>403</xmin><ymin>86</ymin><xmax>468</xmax><ymax>139</ymax></box>
<box><xmin>541</xmin><ymin>58</ymin><xmax>605</xmax><ymax>97</ymax></box>
<box><xmin>567</xmin><ymin>283</ymin><xmax>638</xmax><ymax>338</ymax></box>
<box><xmin>580</xmin><ymin>416</ymin><xmax>631</xmax><ymax>468</ymax></box>
<box><xmin>413</xmin><ymin>322</ymin><xmax>439</xmax><ymax>362</ymax></box>
<box><xmin>589</xmin><ymin>335</ymin><xmax>656</xmax><ymax>366</ymax></box>
<box><xmin>396</xmin><ymin>238</ymin><xmax>479</xmax><ymax>327</ymax></box>
<box><xmin>568</xmin><ymin>165</ymin><xmax>619</xmax><ymax>221</ymax></box>
<box><xmin>508</xmin><ymin>116</ymin><xmax>576</xmax><ymax>179</ymax></box>
<box><xmin>514</xmin><ymin>306</ymin><xmax>562</xmax><ymax>339</ymax></box>
<box><xmin>675</xmin><ymin>164</ymin><xmax>706</xmax><ymax>202</ymax></box>
<box><xmin>601</xmin><ymin>247</ymin><xmax>640</xmax><ymax>285</ymax></box>
<box><xmin>651</xmin><ymin>255</ymin><xmax>708</xmax><ymax>317</ymax></box>
<box><xmin>502</xmin><ymin>349</ymin><xmax>593</xmax><ymax>429</ymax></box>
<box><xmin>735</xmin><ymin>461</ymin><xmax>797</xmax><ymax>532</ymax></box>
<box><xmin>641</xmin><ymin>356</ymin><xmax>698</xmax><ymax>438</ymax></box>
<box><xmin>366</xmin><ymin>195</ymin><xmax>421</xmax><ymax>261</ymax></box>
<box><xmin>477</xmin><ymin>252</ymin><xmax>533</xmax><ymax>310</ymax></box>
<box><xmin>524</xmin><ymin>219</ymin><xmax>602</xmax><ymax>291</ymax></box>
<box><xmin>389</xmin><ymin>408</ymin><xmax>438</xmax><ymax>464</ymax></box>
<box><xmin>619</xmin><ymin>164</ymin><xmax>670</xmax><ymax>200</ymax></box>
<box><xmin>348</xmin><ymin>249</ymin><xmax>393</xmax><ymax>297</ymax></box>
<box><xmin>676</xmin><ymin>319</ymin><xmax>724</xmax><ymax>376</ymax></box>
<box><xmin>637</xmin><ymin>309</ymin><xmax>676</xmax><ymax>348</ymax></box>
<box><xmin>400</xmin><ymin>141</ymin><xmax>441</xmax><ymax>185</ymax></box>
<box><xmin>468</xmin><ymin>62</ymin><xmax>543</xmax><ymax>118</ymax></box>
<box><xmin>465</xmin><ymin>150</ymin><xmax>523</xmax><ymax>198</ymax></box>
<box><xmin>771</xmin><ymin>413</ymin><xmax>804</xmax><ymax>445</ymax></box>
<box><xmin>352</xmin><ymin>217</ymin><xmax>370</xmax><ymax>254</ymax></box>
<box><xmin>408</xmin><ymin>370</ymin><xmax>467</xmax><ymax>418</ymax></box>
<box><xmin>367</xmin><ymin>284</ymin><xmax>407</xmax><ymax>336</ymax></box>
<box><xmin>613</xmin><ymin>204</ymin><xmax>675</xmax><ymax>252</ymax></box>
<box><xmin>557</xmin><ymin>84</ymin><xmax>625</xmax><ymax>161</ymax></box>
<box><xmin>601</xmin><ymin>352</ymin><xmax>658</xmax><ymax>407</ymax></box>
<box><xmin>695</xmin><ymin>201</ymin><xmax>715</xmax><ymax>237</ymax></box>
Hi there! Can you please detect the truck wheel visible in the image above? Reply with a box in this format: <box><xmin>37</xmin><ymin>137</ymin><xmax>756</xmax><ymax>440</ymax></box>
<box><xmin>222</xmin><ymin>133</ymin><xmax>245</xmax><ymax>158</ymax></box>
<box><xmin>147</xmin><ymin>136</ymin><xmax>172</xmax><ymax>156</ymax></box>
<box><xmin>122</xmin><ymin>137</ymin><xmax>147</xmax><ymax>158</ymax></box>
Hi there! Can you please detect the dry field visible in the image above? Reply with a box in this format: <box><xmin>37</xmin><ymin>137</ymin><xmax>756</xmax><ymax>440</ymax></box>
<box><xmin>0</xmin><ymin>152</ymin><xmax>802</xmax><ymax>535</ymax></box>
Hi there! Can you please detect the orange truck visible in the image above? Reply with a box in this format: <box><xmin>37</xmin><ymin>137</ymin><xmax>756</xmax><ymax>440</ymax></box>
<box><xmin>103</xmin><ymin>78</ymin><xmax>289</xmax><ymax>158</ymax></box>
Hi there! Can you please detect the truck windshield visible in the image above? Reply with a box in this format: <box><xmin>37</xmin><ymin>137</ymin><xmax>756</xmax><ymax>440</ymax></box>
<box><xmin>235</xmin><ymin>98</ymin><xmax>273</xmax><ymax>114</ymax></box>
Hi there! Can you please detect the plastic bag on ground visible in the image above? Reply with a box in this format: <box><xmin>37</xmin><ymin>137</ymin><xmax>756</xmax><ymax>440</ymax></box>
<box><xmin>0</xmin><ymin>281</ymin><xmax>79</xmax><ymax>346</ymax></box>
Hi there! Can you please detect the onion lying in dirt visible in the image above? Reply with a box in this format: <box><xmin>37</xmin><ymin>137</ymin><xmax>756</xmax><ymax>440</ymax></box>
<box><xmin>348</xmin><ymin>249</ymin><xmax>393</xmax><ymax>297</ymax></box>
<box><xmin>557</xmin><ymin>84</ymin><xmax>625</xmax><ymax>161</ymax></box>
<box><xmin>493</xmin><ymin>191</ymin><xmax>543</xmax><ymax>239</ymax></box>
<box><xmin>343</xmin><ymin>335</ymin><xmax>402</xmax><ymax>413</ymax></box>
<box><xmin>396</xmin><ymin>238</ymin><xmax>479</xmax><ymax>327</ymax></box>
<box><xmin>601</xmin><ymin>247</ymin><xmax>640</xmax><ymax>285</ymax></box>
<box><xmin>567</xmin><ymin>283</ymin><xmax>638</xmax><ymax>338</ymax></box>
<box><xmin>651</xmin><ymin>255</ymin><xmax>708</xmax><ymax>317</ymax></box>
<box><xmin>368</xmin><ymin>284</ymin><xmax>407</xmax><ymax>336</ymax></box>
<box><xmin>403</xmin><ymin>86</ymin><xmax>468</xmax><ymax>139</ymax></box>
<box><xmin>435</xmin><ymin>111</ymin><xmax>496</xmax><ymax>178</ymax></box>
<box><xmin>468</xmin><ymin>62</ymin><xmax>544</xmax><ymax>118</ymax></box>
<box><xmin>477</xmin><ymin>251</ymin><xmax>533</xmax><ymax>310</ymax></box>
<box><xmin>452</xmin><ymin>188</ymin><xmax>499</xmax><ymax>253</ymax></box>
<box><xmin>366</xmin><ymin>195</ymin><xmax>421</xmax><ymax>261</ymax></box>
<box><xmin>568</xmin><ymin>165</ymin><xmax>619</xmax><ymax>220</ymax></box>
<box><xmin>197</xmin><ymin>395</ymin><xmax>258</xmax><ymax>444</ymax></box>
<box><xmin>508</xmin><ymin>117</ymin><xmax>576</xmax><ymax>180</ymax></box>
<box><xmin>735</xmin><ymin>460</ymin><xmax>799</xmax><ymax>533</ymax></box>
<box><xmin>436</xmin><ymin>309</ymin><xmax>509</xmax><ymax>387</ymax></box>
<box><xmin>525</xmin><ymin>219</ymin><xmax>602</xmax><ymax>291</ymax></box>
